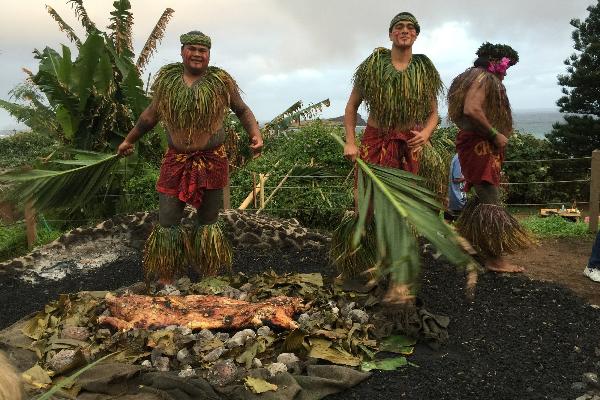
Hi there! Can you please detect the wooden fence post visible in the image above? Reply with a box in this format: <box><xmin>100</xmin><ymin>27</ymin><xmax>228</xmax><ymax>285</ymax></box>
<box><xmin>223</xmin><ymin>184</ymin><xmax>231</xmax><ymax>210</ymax></box>
<box><xmin>589</xmin><ymin>150</ymin><xmax>600</xmax><ymax>233</ymax></box>
<box><xmin>259</xmin><ymin>174</ymin><xmax>266</xmax><ymax>209</ymax></box>
<box><xmin>25</xmin><ymin>200</ymin><xmax>37</xmax><ymax>248</ymax></box>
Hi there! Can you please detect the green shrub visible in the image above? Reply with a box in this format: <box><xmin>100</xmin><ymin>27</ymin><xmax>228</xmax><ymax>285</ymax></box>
<box><xmin>520</xmin><ymin>215</ymin><xmax>590</xmax><ymax>238</ymax></box>
<box><xmin>0</xmin><ymin>131</ymin><xmax>59</xmax><ymax>169</ymax></box>
<box><xmin>230</xmin><ymin>121</ymin><xmax>353</xmax><ymax>229</ymax></box>
<box><xmin>118</xmin><ymin>167</ymin><xmax>160</xmax><ymax>213</ymax></box>
<box><xmin>0</xmin><ymin>221</ymin><xmax>63</xmax><ymax>262</ymax></box>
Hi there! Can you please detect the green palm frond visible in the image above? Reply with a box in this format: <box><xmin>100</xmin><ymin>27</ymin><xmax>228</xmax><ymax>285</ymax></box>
<box><xmin>67</xmin><ymin>0</ymin><xmax>97</xmax><ymax>33</ymax></box>
<box><xmin>263</xmin><ymin>100</ymin><xmax>303</xmax><ymax>133</ymax></box>
<box><xmin>0</xmin><ymin>151</ymin><xmax>120</xmax><ymax>212</ymax></box>
<box><xmin>329</xmin><ymin>133</ymin><xmax>474</xmax><ymax>287</ymax></box>
<box><xmin>46</xmin><ymin>5</ymin><xmax>82</xmax><ymax>47</ymax></box>
<box><xmin>136</xmin><ymin>8</ymin><xmax>175</xmax><ymax>71</ymax></box>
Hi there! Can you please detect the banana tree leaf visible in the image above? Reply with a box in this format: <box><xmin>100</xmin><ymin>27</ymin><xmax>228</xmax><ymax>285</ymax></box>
<box><xmin>74</xmin><ymin>33</ymin><xmax>105</xmax><ymax>112</ymax></box>
<box><xmin>361</xmin><ymin>356</ymin><xmax>408</xmax><ymax>372</ymax></box>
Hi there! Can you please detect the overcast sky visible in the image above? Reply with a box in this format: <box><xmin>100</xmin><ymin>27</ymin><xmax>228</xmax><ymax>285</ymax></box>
<box><xmin>0</xmin><ymin>0</ymin><xmax>595</xmax><ymax>129</ymax></box>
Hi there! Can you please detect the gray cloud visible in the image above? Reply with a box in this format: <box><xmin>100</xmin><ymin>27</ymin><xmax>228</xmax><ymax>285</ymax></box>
<box><xmin>0</xmin><ymin>0</ymin><xmax>596</xmax><ymax>128</ymax></box>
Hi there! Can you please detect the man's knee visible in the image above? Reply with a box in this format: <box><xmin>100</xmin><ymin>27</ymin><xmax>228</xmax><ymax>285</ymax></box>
<box><xmin>474</xmin><ymin>183</ymin><xmax>499</xmax><ymax>204</ymax></box>
<box><xmin>158</xmin><ymin>193</ymin><xmax>185</xmax><ymax>227</ymax></box>
<box><xmin>195</xmin><ymin>189</ymin><xmax>223</xmax><ymax>225</ymax></box>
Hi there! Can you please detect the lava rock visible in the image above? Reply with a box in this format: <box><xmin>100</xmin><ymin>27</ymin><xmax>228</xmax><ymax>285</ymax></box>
<box><xmin>60</xmin><ymin>326</ymin><xmax>90</xmax><ymax>341</ymax></box>
<box><xmin>207</xmin><ymin>359</ymin><xmax>238</xmax><ymax>386</ymax></box>
<box><xmin>48</xmin><ymin>349</ymin><xmax>86</xmax><ymax>374</ymax></box>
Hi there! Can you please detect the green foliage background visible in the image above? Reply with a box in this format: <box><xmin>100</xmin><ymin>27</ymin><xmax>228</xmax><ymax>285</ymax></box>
<box><xmin>230</xmin><ymin>121</ymin><xmax>353</xmax><ymax>228</ymax></box>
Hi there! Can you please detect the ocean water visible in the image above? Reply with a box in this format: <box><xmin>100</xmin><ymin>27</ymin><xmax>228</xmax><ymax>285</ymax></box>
<box><xmin>0</xmin><ymin>110</ymin><xmax>567</xmax><ymax>139</ymax></box>
<box><xmin>439</xmin><ymin>109</ymin><xmax>565</xmax><ymax>138</ymax></box>
<box><xmin>511</xmin><ymin>109</ymin><xmax>565</xmax><ymax>138</ymax></box>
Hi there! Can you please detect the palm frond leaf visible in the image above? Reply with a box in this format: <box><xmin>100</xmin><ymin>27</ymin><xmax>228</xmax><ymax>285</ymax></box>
<box><xmin>46</xmin><ymin>5</ymin><xmax>82</xmax><ymax>47</ymax></box>
<box><xmin>108</xmin><ymin>0</ymin><xmax>135</xmax><ymax>56</ymax></box>
<box><xmin>67</xmin><ymin>0</ymin><xmax>98</xmax><ymax>33</ymax></box>
<box><xmin>328</xmin><ymin>132</ymin><xmax>474</xmax><ymax>288</ymax></box>
<box><xmin>0</xmin><ymin>151</ymin><xmax>120</xmax><ymax>212</ymax></box>
<box><xmin>136</xmin><ymin>8</ymin><xmax>175</xmax><ymax>71</ymax></box>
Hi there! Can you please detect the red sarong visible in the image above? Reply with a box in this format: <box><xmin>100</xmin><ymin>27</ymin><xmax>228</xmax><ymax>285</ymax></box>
<box><xmin>456</xmin><ymin>130</ymin><xmax>504</xmax><ymax>192</ymax></box>
<box><xmin>359</xmin><ymin>125</ymin><xmax>419</xmax><ymax>174</ymax></box>
<box><xmin>156</xmin><ymin>145</ymin><xmax>228</xmax><ymax>209</ymax></box>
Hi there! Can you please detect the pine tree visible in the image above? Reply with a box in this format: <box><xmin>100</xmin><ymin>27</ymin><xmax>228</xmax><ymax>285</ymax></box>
<box><xmin>546</xmin><ymin>1</ymin><xmax>600</xmax><ymax>157</ymax></box>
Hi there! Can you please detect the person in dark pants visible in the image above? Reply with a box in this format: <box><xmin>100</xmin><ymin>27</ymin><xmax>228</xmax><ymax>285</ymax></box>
<box><xmin>584</xmin><ymin>230</ymin><xmax>600</xmax><ymax>282</ymax></box>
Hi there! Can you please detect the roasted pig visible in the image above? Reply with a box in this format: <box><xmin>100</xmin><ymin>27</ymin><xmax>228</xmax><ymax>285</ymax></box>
<box><xmin>98</xmin><ymin>293</ymin><xmax>303</xmax><ymax>331</ymax></box>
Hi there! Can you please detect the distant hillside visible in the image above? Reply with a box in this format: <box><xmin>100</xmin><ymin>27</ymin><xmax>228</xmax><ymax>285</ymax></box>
<box><xmin>327</xmin><ymin>114</ymin><xmax>367</xmax><ymax>126</ymax></box>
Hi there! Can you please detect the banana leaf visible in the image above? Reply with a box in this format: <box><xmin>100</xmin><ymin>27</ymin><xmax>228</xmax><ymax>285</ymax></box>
<box><xmin>328</xmin><ymin>133</ymin><xmax>474</xmax><ymax>286</ymax></box>
<box><xmin>0</xmin><ymin>151</ymin><xmax>121</xmax><ymax>212</ymax></box>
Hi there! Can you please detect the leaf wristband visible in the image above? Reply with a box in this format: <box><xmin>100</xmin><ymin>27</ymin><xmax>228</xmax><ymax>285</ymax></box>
<box><xmin>489</xmin><ymin>127</ymin><xmax>499</xmax><ymax>139</ymax></box>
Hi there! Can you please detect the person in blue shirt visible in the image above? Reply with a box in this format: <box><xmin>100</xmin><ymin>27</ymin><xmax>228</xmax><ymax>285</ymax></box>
<box><xmin>584</xmin><ymin>230</ymin><xmax>600</xmax><ymax>282</ymax></box>
<box><xmin>446</xmin><ymin>153</ymin><xmax>467</xmax><ymax>221</ymax></box>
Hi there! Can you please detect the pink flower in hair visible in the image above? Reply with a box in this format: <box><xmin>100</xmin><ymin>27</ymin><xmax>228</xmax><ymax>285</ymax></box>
<box><xmin>488</xmin><ymin>57</ymin><xmax>511</xmax><ymax>75</ymax></box>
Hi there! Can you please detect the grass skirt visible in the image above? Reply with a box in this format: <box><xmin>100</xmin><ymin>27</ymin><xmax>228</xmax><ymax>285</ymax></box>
<box><xmin>329</xmin><ymin>212</ymin><xmax>377</xmax><ymax>278</ymax></box>
<box><xmin>142</xmin><ymin>225</ymin><xmax>188</xmax><ymax>283</ymax></box>
<box><xmin>456</xmin><ymin>197</ymin><xmax>533</xmax><ymax>258</ymax></box>
<box><xmin>184</xmin><ymin>223</ymin><xmax>233</xmax><ymax>277</ymax></box>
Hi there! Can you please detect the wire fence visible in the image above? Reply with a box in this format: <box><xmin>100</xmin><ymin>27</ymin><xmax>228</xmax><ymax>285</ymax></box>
<box><xmin>0</xmin><ymin>154</ymin><xmax>594</xmax><ymax>231</ymax></box>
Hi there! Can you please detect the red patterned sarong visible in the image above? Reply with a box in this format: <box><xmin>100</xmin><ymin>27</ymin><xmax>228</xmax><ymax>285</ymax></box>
<box><xmin>359</xmin><ymin>125</ymin><xmax>419</xmax><ymax>173</ymax></box>
<box><xmin>156</xmin><ymin>145</ymin><xmax>228</xmax><ymax>209</ymax></box>
<box><xmin>456</xmin><ymin>130</ymin><xmax>504</xmax><ymax>192</ymax></box>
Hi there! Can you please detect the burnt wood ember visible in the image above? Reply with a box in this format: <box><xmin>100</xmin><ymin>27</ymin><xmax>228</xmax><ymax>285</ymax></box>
<box><xmin>98</xmin><ymin>293</ymin><xmax>304</xmax><ymax>331</ymax></box>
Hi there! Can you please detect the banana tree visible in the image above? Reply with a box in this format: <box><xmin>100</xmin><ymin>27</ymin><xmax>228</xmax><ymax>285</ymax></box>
<box><xmin>0</xmin><ymin>0</ymin><xmax>174</xmax><ymax>214</ymax></box>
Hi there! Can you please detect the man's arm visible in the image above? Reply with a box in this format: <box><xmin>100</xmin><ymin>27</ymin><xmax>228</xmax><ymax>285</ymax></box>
<box><xmin>408</xmin><ymin>100</ymin><xmax>438</xmax><ymax>148</ymax></box>
<box><xmin>229</xmin><ymin>87</ymin><xmax>263</xmax><ymax>157</ymax></box>
<box><xmin>343</xmin><ymin>86</ymin><xmax>363</xmax><ymax>161</ymax></box>
<box><xmin>463</xmin><ymin>79</ymin><xmax>508</xmax><ymax>148</ymax></box>
<box><xmin>117</xmin><ymin>100</ymin><xmax>160</xmax><ymax>156</ymax></box>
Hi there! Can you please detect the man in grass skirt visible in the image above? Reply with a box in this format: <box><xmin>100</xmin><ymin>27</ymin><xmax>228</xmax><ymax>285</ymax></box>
<box><xmin>118</xmin><ymin>31</ymin><xmax>263</xmax><ymax>285</ymax></box>
<box><xmin>332</xmin><ymin>12</ymin><xmax>444</xmax><ymax>302</ymax></box>
<box><xmin>447</xmin><ymin>42</ymin><xmax>533</xmax><ymax>273</ymax></box>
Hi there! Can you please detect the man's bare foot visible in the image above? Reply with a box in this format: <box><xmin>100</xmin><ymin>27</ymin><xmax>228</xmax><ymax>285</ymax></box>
<box><xmin>485</xmin><ymin>257</ymin><xmax>524</xmax><ymax>273</ymax></box>
<box><xmin>465</xmin><ymin>268</ymin><xmax>478</xmax><ymax>300</ymax></box>
<box><xmin>158</xmin><ymin>278</ymin><xmax>175</xmax><ymax>287</ymax></box>
<box><xmin>382</xmin><ymin>283</ymin><xmax>415</xmax><ymax>305</ymax></box>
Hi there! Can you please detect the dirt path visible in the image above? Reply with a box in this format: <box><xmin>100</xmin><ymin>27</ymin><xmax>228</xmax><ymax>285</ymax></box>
<box><xmin>505</xmin><ymin>235</ymin><xmax>600</xmax><ymax>305</ymax></box>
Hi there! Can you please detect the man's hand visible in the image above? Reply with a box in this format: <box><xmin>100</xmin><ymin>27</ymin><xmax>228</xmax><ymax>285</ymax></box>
<box><xmin>249</xmin><ymin>135</ymin><xmax>263</xmax><ymax>158</ymax></box>
<box><xmin>407</xmin><ymin>129</ymin><xmax>430</xmax><ymax>148</ymax></box>
<box><xmin>493</xmin><ymin>133</ymin><xmax>508</xmax><ymax>148</ymax></box>
<box><xmin>344</xmin><ymin>142</ymin><xmax>360</xmax><ymax>162</ymax></box>
<box><xmin>117</xmin><ymin>140</ymin><xmax>134</xmax><ymax>156</ymax></box>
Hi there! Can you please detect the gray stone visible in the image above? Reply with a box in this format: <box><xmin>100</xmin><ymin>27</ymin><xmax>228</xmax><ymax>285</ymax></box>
<box><xmin>177</xmin><ymin>348</ymin><xmax>190</xmax><ymax>362</ymax></box>
<box><xmin>197</xmin><ymin>329</ymin><xmax>214</xmax><ymax>341</ymax></box>
<box><xmin>207</xmin><ymin>359</ymin><xmax>238</xmax><ymax>386</ymax></box>
<box><xmin>583</xmin><ymin>372</ymin><xmax>600</xmax><ymax>389</ymax></box>
<box><xmin>277</xmin><ymin>353</ymin><xmax>301</xmax><ymax>374</ymax></box>
<box><xmin>252</xmin><ymin>358</ymin><xmax>263</xmax><ymax>368</ymax></box>
<box><xmin>178</xmin><ymin>367</ymin><xmax>197</xmax><ymax>378</ymax></box>
<box><xmin>215</xmin><ymin>332</ymin><xmax>230</xmax><ymax>341</ymax></box>
<box><xmin>348</xmin><ymin>309</ymin><xmax>369</xmax><ymax>324</ymax></box>
<box><xmin>267</xmin><ymin>362</ymin><xmax>287</xmax><ymax>376</ymax></box>
<box><xmin>341</xmin><ymin>302</ymin><xmax>356</xmax><ymax>317</ymax></box>
<box><xmin>572</xmin><ymin>382</ymin><xmax>587</xmax><ymax>391</ymax></box>
<box><xmin>225</xmin><ymin>329</ymin><xmax>256</xmax><ymax>348</ymax></box>
<box><xmin>48</xmin><ymin>349</ymin><xmax>86</xmax><ymax>374</ymax></box>
<box><xmin>141</xmin><ymin>360</ymin><xmax>152</xmax><ymax>368</ymax></box>
<box><xmin>277</xmin><ymin>353</ymin><xmax>300</xmax><ymax>365</ymax></box>
<box><xmin>60</xmin><ymin>326</ymin><xmax>90</xmax><ymax>341</ymax></box>
<box><xmin>154</xmin><ymin>356</ymin><xmax>170</xmax><ymax>372</ymax></box>
<box><xmin>257</xmin><ymin>326</ymin><xmax>272</xmax><ymax>337</ymax></box>
<box><xmin>203</xmin><ymin>348</ymin><xmax>227</xmax><ymax>363</ymax></box>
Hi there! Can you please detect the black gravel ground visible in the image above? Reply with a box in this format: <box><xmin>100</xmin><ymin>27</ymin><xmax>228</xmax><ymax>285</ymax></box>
<box><xmin>1</xmin><ymin>246</ymin><xmax>599</xmax><ymax>399</ymax></box>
